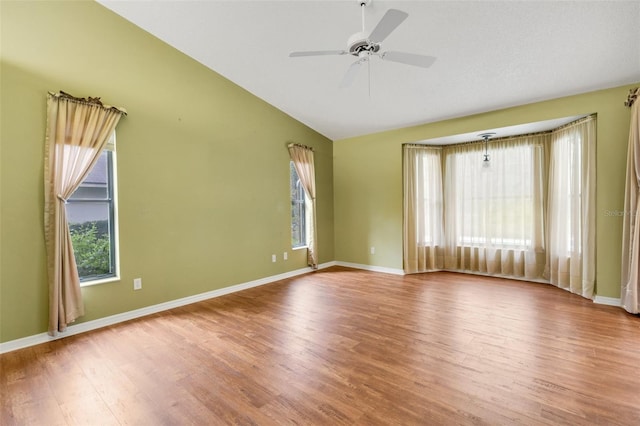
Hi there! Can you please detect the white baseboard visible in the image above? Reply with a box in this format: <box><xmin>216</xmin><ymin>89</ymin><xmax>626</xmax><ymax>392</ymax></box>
<box><xmin>335</xmin><ymin>261</ymin><xmax>405</xmax><ymax>276</ymax></box>
<box><xmin>593</xmin><ymin>295</ymin><xmax>622</xmax><ymax>307</ymax></box>
<box><xmin>0</xmin><ymin>262</ymin><xmax>335</xmax><ymax>354</ymax></box>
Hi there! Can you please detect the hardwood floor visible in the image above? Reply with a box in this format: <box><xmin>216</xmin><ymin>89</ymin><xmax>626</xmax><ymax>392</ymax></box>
<box><xmin>2</xmin><ymin>267</ymin><xmax>639</xmax><ymax>425</ymax></box>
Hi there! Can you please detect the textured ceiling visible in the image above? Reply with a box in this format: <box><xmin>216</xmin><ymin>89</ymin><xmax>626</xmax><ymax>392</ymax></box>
<box><xmin>97</xmin><ymin>0</ymin><xmax>640</xmax><ymax>141</ymax></box>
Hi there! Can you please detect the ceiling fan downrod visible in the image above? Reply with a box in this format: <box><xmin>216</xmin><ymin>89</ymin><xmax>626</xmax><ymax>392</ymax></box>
<box><xmin>359</xmin><ymin>0</ymin><xmax>371</xmax><ymax>33</ymax></box>
<box><xmin>348</xmin><ymin>0</ymin><xmax>379</xmax><ymax>56</ymax></box>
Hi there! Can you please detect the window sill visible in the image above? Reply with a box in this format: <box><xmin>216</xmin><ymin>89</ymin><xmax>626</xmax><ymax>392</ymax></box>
<box><xmin>80</xmin><ymin>275</ymin><xmax>120</xmax><ymax>288</ymax></box>
<box><xmin>292</xmin><ymin>245</ymin><xmax>308</xmax><ymax>251</ymax></box>
<box><xmin>457</xmin><ymin>244</ymin><xmax>531</xmax><ymax>251</ymax></box>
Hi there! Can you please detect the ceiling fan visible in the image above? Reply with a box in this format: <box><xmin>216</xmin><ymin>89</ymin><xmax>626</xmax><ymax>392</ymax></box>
<box><xmin>289</xmin><ymin>0</ymin><xmax>436</xmax><ymax>88</ymax></box>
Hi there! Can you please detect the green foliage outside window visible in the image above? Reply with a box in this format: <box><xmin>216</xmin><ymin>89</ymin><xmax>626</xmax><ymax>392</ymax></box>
<box><xmin>70</xmin><ymin>221</ymin><xmax>110</xmax><ymax>278</ymax></box>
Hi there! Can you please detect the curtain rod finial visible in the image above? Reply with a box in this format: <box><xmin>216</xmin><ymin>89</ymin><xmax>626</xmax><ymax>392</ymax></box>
<box><xmin>625</xmin><ymin>87</ymin><xmax>638</xmax><ymax>107</ymax></box>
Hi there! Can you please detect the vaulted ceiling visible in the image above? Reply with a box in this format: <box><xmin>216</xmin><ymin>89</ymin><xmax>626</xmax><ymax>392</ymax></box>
<box><xmin>98</xmin><ymin>0</ymin><xmax>640</xmax><ymax>141</ymax></box>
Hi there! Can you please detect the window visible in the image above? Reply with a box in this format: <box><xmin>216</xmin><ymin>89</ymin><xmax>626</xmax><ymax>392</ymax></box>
<box><xmin>404</xmin><ymin>116</ymin><xmax>593</xmax><ymax>283</ymax></box>
<box><xmin>567</xmin><ymin>139</ymin><xmax>583</xmax><ymax>252</ymax></box>
<box><xmin>447</xmin><ymin>141</ymin><xmax>542</xmax><ymax>249</ymax></box>
<box><xmin>66</xmin><ymin>135</ymin><xmax>118</xmax><ymax>283</ymax></box>
<box><xmin>549</xmin><ymin>127</ymin><xmax>584</xmax><ymax>253</ymax></box>
<box><xmin>409</xmin><ymin>146</ymin><xmax>443</xmax><ymax>246</ymax></box>
<box><xmin>290</xmin><ymin>161</ymin><xmax>307</xmax><ymax>248</ymax></box>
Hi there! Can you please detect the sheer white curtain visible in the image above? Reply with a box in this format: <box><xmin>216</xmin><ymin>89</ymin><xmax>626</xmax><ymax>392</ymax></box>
<box><xmin>403</xmin><ymin>145</ymin><xmax>444</xmax><ymax>273</ymax></box>
<box><xmin>544</xmin><ymin>116</ymin><xmax>596</xmax><ymax>298</ymax></box>
<box><xmin>442</xmin><ymin>135</ymin><xmax>548</xmax><ymax>279</ymax></box>
<box><xmin>621</xmin><ymin>88</ymin><xmax>640</xmax><ymax>313</ymax></box>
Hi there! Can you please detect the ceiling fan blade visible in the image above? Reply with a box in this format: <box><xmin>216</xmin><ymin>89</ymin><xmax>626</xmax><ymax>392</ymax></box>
<box><xmin>382</xmin><ymin>51</ymin><xmax>437</xmax><ymax>69</ymax></box>
<box><xmin>368</xmin><ymin>9</ymin><xmax>408</xmax><ymax>44</ymax></box>
<box><xmin>289</xmin><ymin>50</ymin><xmax>347</xmax><ymax>57</ymax></box>
<box><xmin>340</xmin><ymin>59</ymin><xmax>364</xmax><ymax>88</ymax></box>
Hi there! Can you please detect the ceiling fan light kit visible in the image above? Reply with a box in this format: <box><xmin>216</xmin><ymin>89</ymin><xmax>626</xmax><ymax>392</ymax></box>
<box><xmin>479</xmin><ymin>132</ymin><xmax>496</xmax><ymax>168</ymax></box>
<box><xmin>289</xmin><ymin>0</ymin><xmax>436</xmax><ymax>88</ymax></box>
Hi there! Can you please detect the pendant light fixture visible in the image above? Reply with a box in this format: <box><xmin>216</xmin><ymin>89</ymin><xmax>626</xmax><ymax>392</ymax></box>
<box><xmin>478</xmin><ymin>132</ymin><xmax>496</xmax><ymax>168</ymax></box>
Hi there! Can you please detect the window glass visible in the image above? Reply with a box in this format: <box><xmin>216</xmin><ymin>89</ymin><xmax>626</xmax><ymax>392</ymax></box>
<box><xmin>290</xmin><ymin>162</ymin><xmax>306</xmax><ymax>248</ymax></box>
<box><xmin>67</xmin><ymin>148</ymin><xmax>117</xmax><ymax>282</ymax></box>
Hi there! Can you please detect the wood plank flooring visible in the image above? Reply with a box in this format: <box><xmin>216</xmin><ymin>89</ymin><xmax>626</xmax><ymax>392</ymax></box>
<box><xmin>1</xmin><ymin>267</ymin><xmax>639</xmax><ymax>425</ymax></box>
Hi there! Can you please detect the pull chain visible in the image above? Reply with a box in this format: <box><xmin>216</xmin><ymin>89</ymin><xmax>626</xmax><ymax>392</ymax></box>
<box><xmin>368</xmin><ymin>54</ymin><xmax>371</xmax><ymax>98</ymax></box>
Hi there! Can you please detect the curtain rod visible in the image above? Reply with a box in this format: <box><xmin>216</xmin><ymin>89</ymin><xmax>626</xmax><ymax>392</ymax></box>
<box><xmin>48</xmin><ymin>91</ymin><xmax>127</xmax><ymax>115</ymax></box>
<box><xmin>404</xmin><ymin>144</ymin><xmax>442</xmax><ymax>150</ymax></box>
<box><xmin>552</xmin><ymin>114</ymin><xmax>595</xmax><ymax>132</ymax></box>
<box><xmin>408</xmin><ymin>130</ymin><xmax>552</xmax><ymax>149</ymax></box>
<box><xmin>625</xmin><ymin>87</ymin><xmax>638</xmax><ymax>107</ymax></box>
<box><xmin>452</xmin><ymin>130</ymin><xmax>552</xmax><ymax>147</ymax></box>
<box><xmin>406</xmin><ymin>114</ymin><xmax>595</xmax><ymax>148</ymax></box>
<box><xmin>287</xmin><ymin>142</ymin><xmax>313</xmax><ymax>151</ymax></box>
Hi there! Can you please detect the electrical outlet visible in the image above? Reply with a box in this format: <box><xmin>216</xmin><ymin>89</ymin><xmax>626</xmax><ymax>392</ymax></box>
<box><xmin>271</xmin><ymin>254</ymin><xmax>277</xmax><ymax>263</ymax></box>
<box><xmin>370</xmin><ymin>246</ymin><xmax>376</xmax><ymax>254</ymax></box>
<box><xmin>133</xmin><ymin>278</ymin><xmax>142</xmax><ymax>290</ymax></box>
<box><xmin>283</xmin><ymin>252</ymin><xmax>288</xmax><ymax>260</ymax></box>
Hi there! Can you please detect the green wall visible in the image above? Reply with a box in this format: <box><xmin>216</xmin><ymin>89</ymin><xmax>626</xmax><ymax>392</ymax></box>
<box><xmin>0</xmin><ymin>0</ymin><xmax>334</xmax><ymax>343</ymax></box>
<box><xmin>334</xmin><ymin>84</ymin><xmax>639</xmax><ymax>298</ymax></box>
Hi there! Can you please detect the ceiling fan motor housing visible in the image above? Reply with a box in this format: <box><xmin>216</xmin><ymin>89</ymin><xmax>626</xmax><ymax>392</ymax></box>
<box><xmin>347</xmin><ymin>31</ymin><xmax>380</xmax><ymax>56</ymax></box>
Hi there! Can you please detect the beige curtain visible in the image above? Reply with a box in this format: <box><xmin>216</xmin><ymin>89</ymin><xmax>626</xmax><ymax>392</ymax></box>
<box><xmin>403</xmin><ymin>145</ymin><xmax>444</xmax><ymax>273</ymax></box>
<box><xmin>621</xmin><ymin>88</ymin><xmax>640</xmax><ymax>313</ymax></box>
<box><xmin>288</xmin><ymin>143</ymin><xmax>318</xmax><ymax>269</ymax></box>
<box><xmin>544</xmin><ymin>116</ymin><xmax>596</xmax><ymax>298</ymax></box>
<box><xmin>44</xmin><ymin>92</ymin><xmax>126</xmax><ymax>335</ymax></box>
<box><xmin>442</xmin><ymin>135</ymin><xmax>548</xmax><ymax>280</ymax></box>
